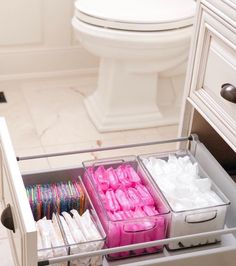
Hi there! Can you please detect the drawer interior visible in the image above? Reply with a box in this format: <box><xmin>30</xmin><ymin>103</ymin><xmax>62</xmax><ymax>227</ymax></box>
<box><xmin>19</xmin><ymin>137</ymin><xmax>236</xmax><ymax>265</ymax></box>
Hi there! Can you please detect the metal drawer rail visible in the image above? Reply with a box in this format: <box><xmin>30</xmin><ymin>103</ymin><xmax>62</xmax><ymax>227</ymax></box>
<box><xmin>17</xmin><ymin>136</ymin><xmax>192</xmax><ymax>161</ymax></box>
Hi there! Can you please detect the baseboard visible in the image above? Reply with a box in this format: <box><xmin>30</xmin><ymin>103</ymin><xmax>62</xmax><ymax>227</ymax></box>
<box><xmin>0</xmin><ymin>68</ymin><xmax>98</xmax><ymax>81</ymax></box>
<box><xmin>0</xmin><ymin>46</ymin><xmax>99</xmax><ymax>80</ymax></box>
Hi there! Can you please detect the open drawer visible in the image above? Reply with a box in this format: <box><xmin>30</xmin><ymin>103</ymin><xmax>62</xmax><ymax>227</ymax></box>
<box><xmin>1</xmin><ymin>117</ymin><xmax>236</xmax><ymax>266</ymax></box>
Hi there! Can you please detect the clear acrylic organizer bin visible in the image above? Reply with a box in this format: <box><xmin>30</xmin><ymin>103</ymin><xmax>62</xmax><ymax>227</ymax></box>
<box><xmin>82</xmin><ymin>155</ymin><xmax>171</xmax><ymax>260</ymax></box>
<box><xmin>23</xmin><ymin>172</ymin><xmax>106</xmax><ymax>266</ymax></box>
<box><xmin>138</xmin><ymin>150</ymin><xmax>230</xmax><ymax>250</ymax></box>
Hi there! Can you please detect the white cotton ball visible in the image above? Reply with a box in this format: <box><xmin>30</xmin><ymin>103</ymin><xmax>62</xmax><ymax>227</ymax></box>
<box><xmin>176</xmin><ymin>183</ymin><xmax>197</xmax><ymax>199</ymax></box>
<box><xmin>177</xmin><ymin>173</ymin><xmax>195</xmax><ymax>184</ymax></box>
<box><xmin>194</xmin><ymin>178</ymin><xmax>212</xmax><ymax>192</ymax></box>
<box><xmin>182</xmin><ymin>162</ymin><xmax>197</xmax><ymax>178</ymax></box>
<box><xmin>174</xmin><ymin>185</ymin><xmax>190</xmax><ymax>198</ymax></box>
<box><xmin>154</xmin><ymin>161</ymin><xmax>165</xmax><ymax>176</ymax></box>
<box><xmin>158</xmin><ymin>178</ymin><xmax>175</xmax><ymax>194</ymax></box>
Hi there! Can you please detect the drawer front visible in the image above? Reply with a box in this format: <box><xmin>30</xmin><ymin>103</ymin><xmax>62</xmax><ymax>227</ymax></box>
<box><xmin>203</xmin><ymin>0</ymin><xmax>236</xmax><ymax>25</ymax></box>
<box><xmin>203</xmin><ymin>37</ymin><xmax>236</xmax><ymax>122</ymax></box>
<box><xmin>0</xmin><ymin>118</ymin><xmax>37</xmax><ymax>266</ymax></box>
<box><xmin>188</xmin><ymin>7</ymin><xmax>236</xmax><ymax>151</ymax></box>
<box><xmin>1</xmin><ymin>154</ymin><xmax>22</xmax><ymax>266</ymax></box>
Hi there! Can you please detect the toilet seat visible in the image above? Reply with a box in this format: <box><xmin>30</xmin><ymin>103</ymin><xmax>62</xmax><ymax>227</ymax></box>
<box><xmin>75</xmin><ymin>0</ymin><xmax>196</xmax><ymax>31</ymax></box>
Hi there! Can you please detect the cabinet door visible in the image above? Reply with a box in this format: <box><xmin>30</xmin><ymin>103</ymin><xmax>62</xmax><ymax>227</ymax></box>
<box><xmin>0</xmin><ymin>118</ymin><xmax>37</xmax><ymax>266</ymax></box>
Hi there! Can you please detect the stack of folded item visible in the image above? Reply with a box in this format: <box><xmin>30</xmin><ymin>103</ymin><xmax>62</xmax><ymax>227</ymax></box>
<box><xmin>26</xmin><ymin>180</ymin><xmax>84</xmax><ymax>220</ymax></box>
<box><xmin>36</xmin><ymin>209</ymin><xmax>104</xmax><ymax>266</ymax></box>
<box><xmin>36</xmin><ymin>213</ymin><xmax>67</xmax><ymax>261</ymax></box>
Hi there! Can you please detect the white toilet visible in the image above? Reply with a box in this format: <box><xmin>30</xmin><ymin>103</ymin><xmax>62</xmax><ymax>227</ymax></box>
<box><xmin>72</xmin><ymin>0</ymin><xmax>196</xmax><ymax>132</ymax></box>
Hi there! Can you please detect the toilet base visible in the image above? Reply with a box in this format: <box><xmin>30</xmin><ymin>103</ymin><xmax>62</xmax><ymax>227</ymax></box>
<box><xmin>84</xmin><ymin>58</ymin><xmax>185</xmax><ymax>132</ymax></box>
<box><xmin>85</xmin><ymin>94</ymin><xmax>180</xmax><ymax>132</ymax></box>
<box><xmin>73</xmin><ymin>17</ymin><xmax>192</xmax><ymax>132</ymax></box>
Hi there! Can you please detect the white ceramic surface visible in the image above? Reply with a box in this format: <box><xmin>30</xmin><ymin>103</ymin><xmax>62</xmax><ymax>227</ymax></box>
<box><xmin>76</xmin><ymin>0</ymin><xmax>195</xmax><ymax>23</ymax></box>
<box><xmin>72</xmin><ymin>0</ymin><xmax>195</xmax><ymax>132</ymax></box>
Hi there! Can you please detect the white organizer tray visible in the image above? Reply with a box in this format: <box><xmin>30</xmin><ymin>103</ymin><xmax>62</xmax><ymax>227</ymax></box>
<box><xmin>138</xmin><ymin>150</ymin><xmax>230</xmax><ymax>250</ymax></box>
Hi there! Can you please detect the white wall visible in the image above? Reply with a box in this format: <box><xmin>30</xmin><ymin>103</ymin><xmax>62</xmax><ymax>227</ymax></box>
<box><xmin>0</xmin><ymin>0</ymin><xmax>98</xmax><ymax>78</ymax></box>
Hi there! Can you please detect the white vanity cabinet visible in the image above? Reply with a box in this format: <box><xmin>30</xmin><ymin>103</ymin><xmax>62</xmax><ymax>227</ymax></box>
<box><xmin>1</xmin><ymin>0</ymin><xmax>236</xmax><ymax>266</ymax></box>
<box><xmin>181</xmin><ymin>0</ymin><xmax>236</xmax><ymax>151</ymax></box>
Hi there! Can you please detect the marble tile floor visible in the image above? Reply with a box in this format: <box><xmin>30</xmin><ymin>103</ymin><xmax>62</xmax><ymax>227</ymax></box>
<box><xmin>0</xmin><ymin>75</ymin><xmax>179</xmax><ymax>265</ymax></box>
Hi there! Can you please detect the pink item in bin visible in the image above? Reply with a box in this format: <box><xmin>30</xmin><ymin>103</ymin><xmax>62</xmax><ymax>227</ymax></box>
<box><xmin>131</xmin><ymin>207</ymin><xmax>148</xmax><ymax>255</ymax></box>
<box><xmin>114</xmin><ymin>211</ymin><xmax>133</xmax><ymax>257</ymax></box>
<box><xmin>115</xmin><ymin>187</ymin><xmax>134</xmax><ymax>211</ymax></box>
<box><xmin>95</xmin><ymin>166</ymin><xmax>110</xmax><ymax>191</ymax></box>
<box><xmin>127</xmin><ymin>187</ymin><xmax>143</xmax><ymax>207</ymax></box>
<box><xmin>135</xmin><ymin>184</ymin><xmax>155</xmax><ymax>206</ymax></box>
<box><xmin>82</xmin><ymin>157</ymin><xmax>170</xmax><ymax>260</ymax></box>
<box><xmin>125</xmin><ymin>164</ymin><xmax>141</xmax><ymax>184</ymax></box>
<box><xmin>116</xmin><ymin>165</ymin><xmax>132</xmax><ymax>188</ymax></box>
<box><xmin>143</xmin><ymin>205</ymin><xmax>159</xmax><ymax>216</ymax></box>
<box><xmin>107</xmin><ymin>167</ymin><xmax>119</xmax><ymax>190</ymax></box>
<box><xmin>105</xmin><ymin>189</ymin><xmax>120</xmax><ymax>212</ymax></box>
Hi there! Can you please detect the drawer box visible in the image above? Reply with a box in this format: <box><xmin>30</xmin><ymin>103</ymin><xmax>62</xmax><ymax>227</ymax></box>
<box><xmin>82</xmin><ymin>156</ymin><xmax>170</xmax><ymax>259</ymax></box>
<box><xmin>1</xmin><ymin>118</ymin><xmax>236</xmax><ymax>266</ymax></box>
<box><xmin>138</xmin><ymin>150</ymin><xmax>230</xmax><ymax>250</ymax></box>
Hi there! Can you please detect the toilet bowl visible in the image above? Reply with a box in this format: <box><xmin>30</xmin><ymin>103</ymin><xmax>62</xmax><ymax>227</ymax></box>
<box><xmin>72</xmin><ymin>0</ymin><xmax>196</xmax><ymax>132</ymax></box>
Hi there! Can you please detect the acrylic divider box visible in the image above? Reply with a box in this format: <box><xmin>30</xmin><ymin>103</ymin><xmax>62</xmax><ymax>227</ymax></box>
<box><xmin>138</xmin><ymin>150</ymin><xmax>230</xmax><ymax>250</ymax></box>
<box><xmin>22</xmin><ymin>171</ymin><xmax>106</xmax><ymax>265</ymax></box>
<box><xmin>82</xmin><ymin>155</ymin><xmax>171</xmax><ymax>259</ymax></box>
